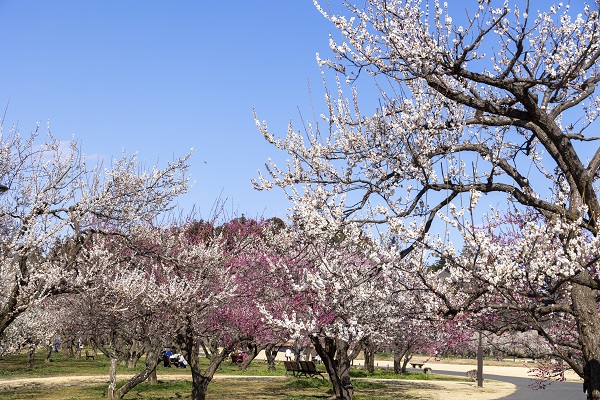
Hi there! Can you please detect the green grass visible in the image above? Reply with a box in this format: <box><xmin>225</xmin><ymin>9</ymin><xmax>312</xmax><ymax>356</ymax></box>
<box><xmin>353</xmin><ymin>381</ymin><xmax>387</xmax><ymax>389</ymax></box>
<box><xmin>0</xmin><ymin>351</ymin><xmax>114</xmax><ymax>378</ymax></box>
<box><xmin>0</xmin><ymin>349</ymin><xmax>468</xmax><ymax>382</ymax></box>
<box><xmin>0</xmin><ymin>350</ymin><xmax>471</xmax><ymax>400</ymax></box>
<box><xmin>286</xmin><ymin>379</ymin><xmax>332</xmax><ymax>389</ymax></box>
<box><xmin>2</xmin><ymin>379</ymin><xmax>420</xmax><ymax>400</ymax></box>
<box><xmin>349</xmin><ymin>368</ymin><xmax>464</xmax><ymax>381</ymax></box>
<box><xmin>0</xmin><ymin>350</ymin><xmax>289</xmax><ymax>379</ymax></box>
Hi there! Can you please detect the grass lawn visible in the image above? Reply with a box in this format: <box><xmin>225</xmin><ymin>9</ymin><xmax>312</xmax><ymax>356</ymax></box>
<box><xmin>0</xmin><ymin>350</ymin><xmax>474</xmax><ymax>400</ymax></box>
<box><xmin>0</xmin><ymin>378</ymin><xmax>431</xmax><ymax>400</ymax></box>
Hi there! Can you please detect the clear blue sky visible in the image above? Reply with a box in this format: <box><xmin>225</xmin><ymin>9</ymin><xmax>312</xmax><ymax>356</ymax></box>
<box><xmin>0</xmin><ymin>1</ymin><xmax>337</xmax><ymax>219</ymax></box>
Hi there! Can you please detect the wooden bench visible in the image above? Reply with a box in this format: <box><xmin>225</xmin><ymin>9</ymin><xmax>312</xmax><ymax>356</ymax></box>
<box><xmin>410</xmin><ymin>362</ymin><xmax>424</xmax><ymax>369</ymax></box>
<box><xmin>284</xmin><ymin>360</ymin><xmax>325</xmax><ymax>379</ymax></box>
<box><xmin>85</xmin><ymin>350</ymin><xmax>95</xmax><ymax>360</ymax></box>
<box><xmin>299</xmin><ymin>361</ymin><xmax>326</xmax><ymax>379</ymax></box>
<box><xmin>284</xmin><ymin>360</ymin><xmax>302</xmax><ymax>376</ymax></box>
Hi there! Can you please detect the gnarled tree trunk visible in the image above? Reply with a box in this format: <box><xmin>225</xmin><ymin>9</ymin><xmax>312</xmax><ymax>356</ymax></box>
<box><xmin>393</xmin><ymin>344</ymin><xmax>413</xmax><ymax>374</ymax></box>
<box><xmin>362</xmin><ymin>337</ymin><xmax>375</xmax><ymax>373</ymax></box>
<box><xmin>148</xmin><ymin>368</ymin><xmax>158</xmax><ymax>385</ymax></box>
<box><xmin>27</xmin><ymin>343</ymin><xmax>35</xmax><ymax>369</ymax></box>
<box><xmin>186</xmin><ymin>332</ymin><xmax>232</xmax><ymax>400</ymax></box>
<box><xmin>572</xmin><ymin>282</ymin><xmax>600</xmax><ymax>400</ymax></box>
<box><xmin>45</xmin><ymin>343</ymin><xmax>53</xmax><ymax>363</ymax></box>
<box><xmin>106</xmin><ymin>338</ymin><xmax>160</xmax><ymax>400</ymax></box>
<box><xmin>239</xmin><ymin>342</ymin><xmax>263</xmax><ymax>370</ymax></box>
<box><xmin>107</xmin><ymin>357</ymin><xmax>118</xmax><ymax>400</ymax></box>
<box><xmin>311</xmin><ymin>336</ymin><xmax>355</xmax><ymax>400</ymax></box>
<box><xmin>264</xmin><ymin>343</ymin><xmax>278</xmax><ymax>371</ymax></box>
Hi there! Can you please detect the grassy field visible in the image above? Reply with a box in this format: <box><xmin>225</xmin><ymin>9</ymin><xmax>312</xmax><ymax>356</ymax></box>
<box><xmin>0</xmin><ymin>377</ymin><xmax>436</xmax><ymax>400</ymax></box>
<box><xmin>0</xmin><ymin>350</ymin><xmax>487</xmax><ymax>400</ymax></box>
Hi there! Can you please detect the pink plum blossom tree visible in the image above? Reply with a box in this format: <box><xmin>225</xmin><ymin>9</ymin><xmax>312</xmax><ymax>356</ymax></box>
<box><xmin>161</xmin><ymin>216</ymin><xmax>286</xmax><ymax>400</ymax></box>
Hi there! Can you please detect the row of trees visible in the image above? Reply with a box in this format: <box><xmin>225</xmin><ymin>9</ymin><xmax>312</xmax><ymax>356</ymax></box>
<box><xmin>0</xmin><ymin>127</ymin><xmax>468</xmax><ymax>400</ymax></box>
<box><xmin>1</xmin><ymin>179</ymin><xmax>452</xmax><ymax>400</ymax></box>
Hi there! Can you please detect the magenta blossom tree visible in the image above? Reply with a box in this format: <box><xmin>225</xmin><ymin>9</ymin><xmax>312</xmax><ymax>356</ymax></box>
<box><xmin>163</xmin><ymin>216</ymin><xmax>287</xmax><ymax>400</ymax></box>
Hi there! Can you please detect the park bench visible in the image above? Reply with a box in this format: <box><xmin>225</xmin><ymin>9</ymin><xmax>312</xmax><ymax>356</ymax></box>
<box><xmin>299</xmin><ymin>360</ymin><xmax>326</xmax><ymax>379</ymax></box>
<box><xmin>284</xmin><ymin>360</ymin><xmax>326</xmax><ymax>379</ymax></box>
<box><xmin>410</xmin><ymin>362</ymin><xmax>425</xmax><ymax>369</ymax></box>
<box><xmin>85</xmin><ymin>350</ymin><xmax>95</xmax><ymax>360</ymax></box>
<box><xmin>284</xmin><ymin>360</ymin><xmax>302</xmax><ymax>376</ymax></box>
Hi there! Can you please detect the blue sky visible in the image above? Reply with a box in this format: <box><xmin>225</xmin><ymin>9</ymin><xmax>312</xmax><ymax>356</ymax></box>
<box><xmin>0</xmin><ymin>1</ymin><xmax>337</xmax><ymax>219</ymax></box>
<box><xmin>3</xmin><ymin>1</ymin><xmax>588</xmax><ymax>228</ymax></box>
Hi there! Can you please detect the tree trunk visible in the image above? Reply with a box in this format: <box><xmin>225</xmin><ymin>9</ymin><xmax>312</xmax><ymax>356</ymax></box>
<box><xmin>311</xmin><ymin>336</ymin><xmax>354</xmax><ymax>400</ymax></box>
<box><xmin>114</xmin><ymin>355</ymin><xmax>158</xmax><ymax>398</ymax></box>
<box><xmin>186</xmin><ymin>330</ymin><xmax>232</xmax><ymax>400</ymax></box>
<box><xmin>126</xmin><ymin>342</ymin><xmax>144</xmax><ymax>368</ymax></box>
<box><xmin>107</xmin><ymin>357</ymin><xmax>118</xmax><ymax>400</ymax></box>
<box><xmin>190</xmin><ymin>372</ymin><xmax>211</xmax><ymax>400</ymax></box>
<box><xmin>402</xmin><ymin>354</ymin><xmax>412</xmax><ymax>374</ymax></box>
<box><xmin>190</xmin><ymin>376</ymin><xmax>210</xmax><ymax>400</ymax></box>
<box><xmin>199</xmin><ymin>337</ymin><xmax>220</xmax><ymax>362</ymax></box>
<box><xmin>264</xmin><ymin>343</ymin><xmax>277</xmax><ymax>371</ymax></box>
<box><xmin>45</xmin><ymin>344</ymin><xmax>53</xmax><ymax>363</ymax></box>
<box><xmin>572</xmin><ymin>282</ymin><xmax>600</xmax><ymax>400</ymax></box>
<box><xmin>362</xmin><ymin>339</ymin><xmax>375</xmax><ymax>373</ymax></box>
<box><xmin>188</xmin><ymin>342</ymin><xmax>230</xmax><ymax>400</ymax></box>
<box><xmin>239</xmin><ymin>342</ymin><xmax>264</xmax><ymax>370</ymax></box>
<box><xmin>148</xmin><ymin>368</ymin><xmax>158</xmax><ymax>385</ymax></box>
<box><xmin>126</xmin><ymin>352</ymin><xmax>135</xmax><ymax>369</ymax></box>
<box><xmin>106</xmin><ymin>339</ymin><xmax>160</xmax><ymax>400</ymax></box>
<box><xmin>392</xmin><ymin>342</ymin><xmax>412</xmax><ymax>374</ymax></box>
<box><xmin>68</xmin><ymin>338</ymin><xmax>74</xmax><ymax>358</ymax></box>
<box><xmin>27</xmin><ymin>343</ymin><xmax>35</xmax><ymax>369</ymax></box>
<box><xmin>393</xmin><ymin>351</ymin><xmax>403</xmax><ymax>374</ymax></box>
<box><xmin>127</xmin><ymin>350</ymin><xmax>143</xmax><ymax>368</ymax></box>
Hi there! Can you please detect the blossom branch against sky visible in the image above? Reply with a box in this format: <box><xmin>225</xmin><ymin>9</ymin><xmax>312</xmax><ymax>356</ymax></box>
<box><xmin>0</xmin><ymin>0</ymin><xmax>337</xmax><ymax>219</ymax></box>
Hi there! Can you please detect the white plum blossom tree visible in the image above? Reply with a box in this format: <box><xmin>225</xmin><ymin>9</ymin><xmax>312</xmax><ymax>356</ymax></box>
<box><xmin>422</xmin><ymin>209</ymin><xmax>599</xmax><ymax>385</ymax></box>
<box><xmin>72</xmin><ymin>219</ymin><xmax>232</xmax><ymax>400</ymax></box>
<box><xmin>0</xmin><ymin>126</ymin><xmax>190</xmax><ymax>338</ymax></box>
<box><xmin>255</xmin><ymin>1</ymin><xmax>600</xmax><ymax>398</ymax></box>
<box><xmin>1</xmin><ymin>296</ymin><xmax>72</xmax><ymax>368</ymax></box>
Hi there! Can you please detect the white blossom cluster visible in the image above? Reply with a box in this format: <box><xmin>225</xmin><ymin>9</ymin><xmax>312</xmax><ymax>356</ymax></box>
<box><xmin>260</xmin><ymin>195</ymin><xmax>436</xmax><ymax>359</ymax></box>
<box><xmin>0</xmin><ymin>127</ymin><xmax>191</xmax><ymax>337</ymax></box>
